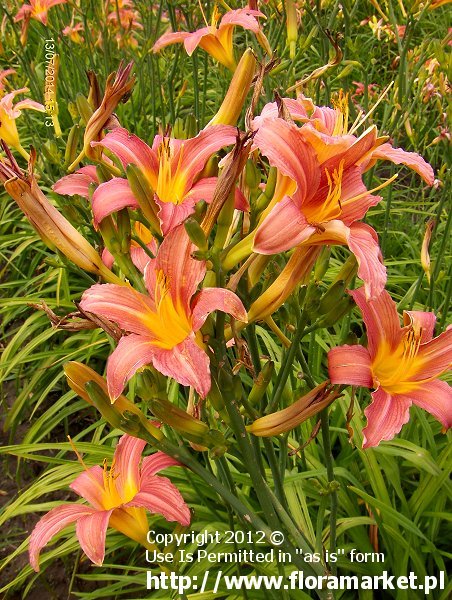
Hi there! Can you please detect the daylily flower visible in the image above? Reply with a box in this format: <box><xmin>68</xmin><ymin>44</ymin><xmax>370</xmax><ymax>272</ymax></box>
<box><xmin>15</xmin><ymin>0</ymin><xmax>67</xmax><ymax>25</ymax></box>
<box><xmin>244</xmin><ymin>98</ymin><xmax>434</xmax><ymax>298</ymax></box>
<box><xmin>79</xmin><ymin>225</ymin><xmax>247</xmax><ymax>400</ymax></box>
<box><xmin>62</xmin><ymin>21</ymin><xmax>85</xmax><ymax>44</ymax></box>
<box><xmin>90</xmin><ymin>125</ymin><xmax>246</xmax><ymax>234</ymax></box>
<box><xmin>0</xmin><ymin>88</ymin><xmax>45</xmax><ymax>159</ymax></box>
<box><xmin>29</xmin><ymin>434</ymin><xmax>190</xmax><ymax>571</ymax></box>
<box><xmin>328</xmin><ymin>287</ymin><xmax>452</xmax><ymax>448</ymax></box>
<box><xmin>152</xmin><ymin>8</ymin><xmax>265</xmax><ymax>71</ymax></box>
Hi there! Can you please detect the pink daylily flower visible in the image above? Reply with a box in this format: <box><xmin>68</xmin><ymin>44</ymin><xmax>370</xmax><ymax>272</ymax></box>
<box><xmin>29</xmin><ymin>434</ymin><xmax>190</xmax><ymax>571</ymax></box>
<box><xmin>15</xmin><ymin>0</ymin><xmax>67</xmax><ymax>25</ymax></box>
<box><xmin>250</xmin><ymin>104</ymin><xmax>434</xmax><ymax>298</ymax></box>
<box><xmin>79</xmin><ymin>226</ymin><xmax>247</xmax><ymax>399</ymax></box>
<box><xmin>152</xmin><ymin>8</ymin><xmax>265</xmax><ymax>70</ymax></box>
<box><xmin>328</xmin><ymin>288</ymin><xmax>452</xmax><ymax>448</ymax></box>
<box><xmin>89</xmin><ymin>125</ymin><xmax>246</xmax><ymax>234</ymax></box>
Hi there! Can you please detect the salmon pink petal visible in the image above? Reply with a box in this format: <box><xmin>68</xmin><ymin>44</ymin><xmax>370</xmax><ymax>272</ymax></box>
<box><xmin>150</xmin><ymin>226</ymin><xmax>205</xmax><ymax>311</ymax></box>
<box><xmin>362</xmin><ymin>388</ymin><xmax>411</xmax><ymax>448</ymax></box>
<box><xmin>106</xmin><ymin>334</ymin><xmax>156</xmax><ymax>400</ymax></box>
<box><xmin>300</xmin><ymin>125</ymin><xmax>355</xmax><ymax>165</ymax></box>
<box><xmin>102</xmin><ymin>247</ymin><xmax>114</xmax><ymax>269</ymax></box>
<box><xmin>253</xmin><ymin>196</ymin><xmax>315</xmax><ymax>254</ymax></box>
<box><xmin>184</xmin><ymin>177</ymin><xmax>217</xmax><ymax>205</ymax></box>
<box><xmin>113</xmin><ymin>435</ymin><xmax>147</xmax><ymax>500</ymax></box>
<box><xmin>400</xmin><ymin>380</ymin><xmax>452</xmax><ymax>430</ymax></box>
<box><xmin>156</xmin><ymin>195</ymin><xmax>197</xmax><ymax>235</ymax></box>
<box><xmin>184</xmin><ymin>27</ymin><xmax>212</xmax><ymax>55</ymax></box>
<box><xmin>29</xmin><ymin>504</ymin><xmax>97</xmax><ymax>572</ymax></box>
<box><xmin>234</xmin><ymin>186</ymin><xmax>249</xmax><ymax>211</ymax></box>
<box><xmin>140</xmin><ymin>452</ymin><xmax>184</xmax><ymax>480</ymax></box>
<box><xmin>91</xmin><ymin>127</ymin><xmax>158</xmax><ymax>186</ymax></box>
<box><xmin>80</xmin><ymin>283</ymin><xmax>155</xmax><ymax>336</ymax></box>
<box><xmin>130</xmin><ymin>246</ymin><xmax>153</xmax><ymax>273</ymax></box>
<box><xmin>191</xmin><ymin>288</ymin><xmax>247</xmax><ymax>331</ymax></box>
<box><xmin>403</xmin><ymin>311</ymin><xmax>436</xmax><ymax>343</ymax></box>
<box><xmin>254</xmin><ymin>118</ymin><xmax>319</xmax><ymax>203</ymax></box>
<box><xmin>334</xmin><ymin>168</ymin><xmax>382</xmax><ymax>225</ymax></box>
<box><xmin>76</xmin><ymin>509</ymin><xmax>113</xmax><ymax>566</ymax></box>
<box><xmin>176</xmin><ymin>125</ymin><xmax>237</xmax><ymax>188</ymax></box>
<box><xmin>252</xmin><ymin>97</ymin><xmax>312</xmax><ymax>129</ymax></box>
<box><xmin>303</xmin><ymin>221</ymin><xmax>386</xmax><ymax>299</ymax></box>
<box><xmin>70</xmin><ymin>466</ymin><xmax>105</xmax><ymax>509</ymax></box>
<box><xmin>152</xmin><ymin>30</ymin><xmax>191</xmax><ymax>53</ymax></box>
<box><xmin>346</xmin><ymin>222</ymin><xmax>386</xmax><ymax>299</ymax></box>
<box><xmin>53</xmin><ymin>166</ymin><xmax>98</xmax><ymax>198</ymax></box>
<box><xmin>221</xmin><ymin>9</ymin><xmax>264</xmax><ymax>31</ymax></box>
<box><xmin>92</xmin><ymin>178</ymin><xmax>139</xmax><ymax>226</ymax></box>
<box><xmin>370</xmin><ymin>143</ymin><xmax>434</xmax><ymax>185</ymax></box>
<box><xmin>415</xmin><ymin>327</ymin><xmax>452</xmax><ymax>380</ymax></box>
<box><xmin>127</xmin><ymin>476</ymin><xmax>191</xmax><ymax>525</ymax></box>
<box><xmin>14</xmin><ymin>99</ymin><xmax>46</xmax><ymax>112</ymax></box>
<box><xmin>151</xmin><ymin>335</ymin><xmax>211</xmax><ymax>398</ymax></box>
<box><xmin>349</xmin><ymin>287</ymin><xmax>401</xmax><ymax>357</ymax></box>
<box><xmin>328</xmin><ymin>345</ymin><xmax>373</xmax><ymax>387</ymax></box>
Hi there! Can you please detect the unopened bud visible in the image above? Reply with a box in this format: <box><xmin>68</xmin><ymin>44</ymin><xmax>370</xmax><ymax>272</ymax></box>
<box><xmin>248</xmin><ymin>360</ymin><xmax>274</xmax><ymax>406</ymax></box>
<box><xmin>185</xmin><ymin>217</ymin><xmax>208</xmax><ymax>252</ymax></box>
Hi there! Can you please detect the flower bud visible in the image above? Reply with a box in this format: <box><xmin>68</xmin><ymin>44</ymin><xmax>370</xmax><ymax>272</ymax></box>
<box><xmin>126</xmin><ymin>163</ymin><xmax>161</xmax><ymax>235</ymax></box>
<box><xmin>248</xmin><ymin>360</ymin><xmax>274</xmax><ymax>407</ymax></box>
<box><xmin>208</xmin><ymin>49</ymin><xmax>257</xmax><ymax>127</ymax></box>
<box><xmin>185</xmin><ymin>217</ymin><xmax>208</xmax><ymax>252</ymax></box>
<box><xmin>247</xmin><ymin>381</ymin><xmax>340</xmax><ymax>436</ymax></box>
<box><xmin>64</xmin><ymin>124</ymin><xmax>81</xmax><ymax>169</ymax></box>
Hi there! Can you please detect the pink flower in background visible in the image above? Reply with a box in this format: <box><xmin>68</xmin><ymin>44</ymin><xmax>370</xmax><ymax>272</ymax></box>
<box><xmin>152</xmin><ymin>8</ymin><xmax>265</xmax><ymax>70</ymax></box>
<box><xmin>62</xmin><ymin>21</ymin><xmax>84</xmax><ymax>44</ymax></box>
<box><xmin>79</xmin><ymin>226</ymin><xmax>247</xmax><ymax>399</ymax></box>
<box><xmin>15</xmin><ymin>0</ymin><xmax>67</xmax><ymax>25</ymax></box>
<box><xmin>328</xmin><ymin>288</ymin><xmax>452</xmax><ymax>448</ymax></box>
<box><xmin>0</xmin><ymin>88</ymin><xmax>45</xmax><ymax>158</ymax></box>
<box><xmin>0</xmin><ymin>69</ymin><xmax>16</xmax><ymax>92</ymax></box>
<box><xmin>29</xmin><ymin>434</ymin><xmax>190</xmax><ymax>571</ymax></box>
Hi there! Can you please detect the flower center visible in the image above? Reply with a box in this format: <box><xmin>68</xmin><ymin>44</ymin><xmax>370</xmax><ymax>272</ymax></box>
<box><xmin>304</xmin><ymin>160</ymin><xmax>344</xmax><ymax>225</ymax></box>
<box><xmin>142</xmin><ymin>270</ymin><xmax>192</xmax><ymax>349</ymax></box>
<box><xmin>156</xmin><ymin>139</ymin><xmax>187</xmax><ymax>204</ymax></box>
<box><xmin>372</xmin><ymin>327</ymin><xmax>426</xmax><ymax>393</ymax></box>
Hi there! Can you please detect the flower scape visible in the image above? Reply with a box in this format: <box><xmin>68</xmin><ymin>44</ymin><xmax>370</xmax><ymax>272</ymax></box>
<box><xmin>0</xmin><ymin>1</ymin><xmax>450</xmax><ymax>598</ymax></box>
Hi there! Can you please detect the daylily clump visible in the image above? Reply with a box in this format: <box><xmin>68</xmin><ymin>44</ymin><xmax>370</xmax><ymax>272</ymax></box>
<box><xmin>79</xmin><ymin>225</ymin><xmax>247</xmax><ymax>400</ymax></box>
<box><xmin>29</xmin><ymin>434</ymin><xmax>190</xmax><ymax>571</ymax></box>
<box><xmin>328</xmin><ymin>288</ymin><xmax>452</xmax><ymax>447</ymax></box>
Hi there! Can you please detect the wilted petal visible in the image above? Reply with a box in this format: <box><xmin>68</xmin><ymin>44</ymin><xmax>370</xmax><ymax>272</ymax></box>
<box><xmin>127</xmin><ymin>476</ymin><xmax>191</xmax><ymax>525</ymax></box>
<box><xmin>53</xmin><ymin>166</ymin><xmax>98</xmax><ymax>198</ymax></box>
<box><xmin>113</xmin><ymin>434</ymin><xmax>146</xmax><ymax>501</ymax></box>
<box><xmin>80</xmin><ymin>283</ymin><xmax>155</xmax><ymax>335</ymax></box>
<box><xmin>106</xmin><ymin>334</ymin><xmax>156</xmax><ymax>400</ymax></box>
<box><xmin>29</xmin><ymin>504</ymin><xmax>97</xmax><ymax>572</ymax></box>
<box><xmin>70</xmin><ymin>466</ymin><xmax>105</xmax><ymax>510</ymax></box>
<box><xmin>253</xmin><ymin>196</ymin><xmax>315</xmax><ymax>254</ymax></box>
<box><xmin>151</xmin><ymin>335</ymin><xmax>211</xmax><ymax>398</ymax></box>
<box><xmin>191</xmin><ymin>287</ymin><xmax>247</xmax><ymax>331</ymax></box>
<box><xmin>92</xmin><ymin>178</ymin><xmax>139</xmax><ymax>226</ymax></box>
<box><xmin>140</xmin><ymin>452</ymin><xmax>184</xmax><ymax>481</ymax></box>
<box><xmin>370</xmin><ymin>143</ymin><xmax>434</xmax><ymax>185</ymax></box>
<box><xmin>76</xmin><ymin>509</ymin><xmax>113</xmax><ymax>566</ymax></box>
<box><xmin>350</xmin><ymin>287</ymin><xmax>402</xmax><ymax>357</ymax></box>
<box><xmin>362</xmin><ymin>388</ymin><xmax>411</xmax><ymax>448</ymax></box>
<box><xmin>400</xmin><ymin>379</ymin><xmax>452</xmax><ymax>430</ymax></box>
<box><xmin>328</xmin><ymin>345</ymin><xmax>373</xmax><ymax>387</ymax></box>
